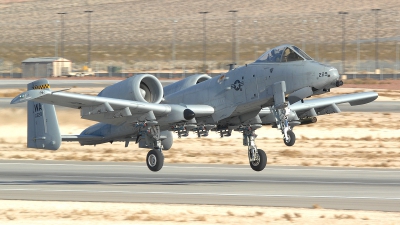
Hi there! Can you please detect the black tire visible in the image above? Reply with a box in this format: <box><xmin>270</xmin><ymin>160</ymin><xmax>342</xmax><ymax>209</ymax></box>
<box><xmin>284</xmin><ymin>130</ymin><xmax>296</xmax><ymax>146</ymax></box>
<box><xmin>146</xmin><ymin>150</ymin><xmax>164</xmax><ymax>172</ymax></box>
<box><xmin>250</xmin><ymin>149</ymin><xmax>267</xmax><ymax>172</ymax></box>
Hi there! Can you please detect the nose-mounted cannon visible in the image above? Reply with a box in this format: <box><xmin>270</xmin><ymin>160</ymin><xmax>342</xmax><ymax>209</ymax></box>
<box><xmin>336</xmin><ymin>80</ymin><xmax>344</xmax><ymax>87</ymax></box>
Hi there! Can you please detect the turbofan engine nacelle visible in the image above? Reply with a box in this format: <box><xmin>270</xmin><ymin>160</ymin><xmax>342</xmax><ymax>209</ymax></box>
<box><xmin>98</xmin><ymin>74</ymin><xmax>163</xmax><ymax>103</ymax></box>
<box><xmin>163</xmin><ymin>74</ymin><xmax>212</xmax><ymax>97</ymax></box>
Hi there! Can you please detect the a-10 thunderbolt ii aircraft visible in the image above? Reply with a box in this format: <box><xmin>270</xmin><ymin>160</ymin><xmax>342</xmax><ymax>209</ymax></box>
<box><xmin>11</xmin><ymin>44</ymin><xmax>378</xmax><ymax>172</ymax></box>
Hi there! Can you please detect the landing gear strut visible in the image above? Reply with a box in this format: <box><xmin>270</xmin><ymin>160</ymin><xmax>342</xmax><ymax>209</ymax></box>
<box><xmin>243</xmin><ymin>127</ymin><xmax>267</xmax><ymax>172</ymax></box>
<box><xmin>273</xmin><ymin>107</ymin><xmax>296</xmax><ymax>146</ymax></box>
<box><xmin>271</xmin><ymin>81</ymin><xmax>296</xmax><ymax>146</ymax></box>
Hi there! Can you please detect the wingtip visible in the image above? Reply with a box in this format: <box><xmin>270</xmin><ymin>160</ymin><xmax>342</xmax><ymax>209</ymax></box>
<box><xmin>10</xmin><ymin>92</ymin><xmax>29</xmax><ymax>104</ymax></box>
<box><xmin>10</xmin><ymin>89</ymin><xmax>50</xmax><ymax>104</ymax></box>
<box><xmin>349</xmin><ymin>91</ymin><xmax>379</xmax><ymax>106</ymax></box>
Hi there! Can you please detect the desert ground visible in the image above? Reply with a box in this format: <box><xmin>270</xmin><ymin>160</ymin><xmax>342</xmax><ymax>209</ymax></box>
<box><xmin>0</xmin><ymin>83</ymin><xmax>399</xmax><ymax>224</ymax></box>
<box><xmin>1</xmin><ymin>200</ymin><xmax>400</xmax><ymax>225</ymax></box>
<box><xmin>1</xmin><ymin>109</ymin><xmax>399</xmax><ymax>168</ymax></box>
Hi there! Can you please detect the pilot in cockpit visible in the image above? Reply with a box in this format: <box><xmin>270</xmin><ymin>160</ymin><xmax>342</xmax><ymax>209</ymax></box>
<box><xmin>282</xmin><ymin>48</ymin><xmax>302</xmax><ymax>62</ymax></box>
<box><xmin>286</xmin><ymin>49</ymin><xmax>297</xmax><ymax>62</ymax></box>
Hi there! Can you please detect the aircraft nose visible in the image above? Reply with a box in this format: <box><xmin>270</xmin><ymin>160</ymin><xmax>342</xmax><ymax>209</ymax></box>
<box><xmin>328</xmin><ymin>67</ymin><xmax>343</xmax><ymax>87</ymax></box>
<box><xmin>328</xmin><ymin>67</ymin><xmax>339</xmax><ymax>79</ymax></box>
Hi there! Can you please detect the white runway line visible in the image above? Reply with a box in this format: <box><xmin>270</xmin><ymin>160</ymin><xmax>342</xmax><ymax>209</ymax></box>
<box><xmin>1</xmin><ymin>188</ymin><xmax>400</xmax><ymax>201</ymax></box>
<box><xmin>16</xmin><ymin>175</ymin><xmax>398</xmax><ymax>186</ymax></box>
<box><xmin>1</xmin><ymin>162</ymin><xmax>400</xmax><ymax>173</ymax></box>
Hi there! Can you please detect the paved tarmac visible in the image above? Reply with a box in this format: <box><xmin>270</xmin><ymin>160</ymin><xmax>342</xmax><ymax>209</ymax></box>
<box><xmin>0</xmin><ymin>160</ymin><xmax>399</xmax><ymax>211</ymax></box>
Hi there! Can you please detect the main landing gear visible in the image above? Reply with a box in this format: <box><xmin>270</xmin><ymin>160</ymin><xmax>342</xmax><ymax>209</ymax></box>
<box><xmin>146</xmin><ymin>149</ymin><xmax>164</xmax><ymax>172</ymax></box>
<box><xmin>242</xmin><ymin>127</ymin><xmax>267</xmax><ymax>172</ymax></box>
<box><xmin>138</xmin><ymin>124</ymin><xmax>165</xmax><ymax>172</ymax></box>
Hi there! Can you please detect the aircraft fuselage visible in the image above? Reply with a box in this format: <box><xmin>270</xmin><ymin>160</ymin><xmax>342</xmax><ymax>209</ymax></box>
<box><xmin>164</xmin><ymin>60</ymin><xmax>339</xmax><ymax>124</ymax></box>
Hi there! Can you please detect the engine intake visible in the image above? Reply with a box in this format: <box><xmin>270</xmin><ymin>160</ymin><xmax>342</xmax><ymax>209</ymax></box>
<box><xmin>98</xmin><ymin>74</ymin><xmax>163</xmax><ymax>103</ymax></box>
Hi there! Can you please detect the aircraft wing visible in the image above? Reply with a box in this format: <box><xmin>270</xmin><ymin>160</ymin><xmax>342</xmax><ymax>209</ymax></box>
<box><xmin>259</xmin><ymin>91</ymin><xmax>378</xmax><ymax>122</ymax></box>
<box><xmin>11</xmin><ymin>89</ymin><xmax>214</xmax><ymax>125</ymax></box>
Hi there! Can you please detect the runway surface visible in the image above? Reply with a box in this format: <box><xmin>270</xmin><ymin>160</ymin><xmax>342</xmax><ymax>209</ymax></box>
<box><xmin>0</xmin><ymin>160</ymin><xmax>399</xmax><ymax>211</ymax></box>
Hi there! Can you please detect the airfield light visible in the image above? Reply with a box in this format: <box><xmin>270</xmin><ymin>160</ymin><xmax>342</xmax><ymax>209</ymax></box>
<box><xmin>357</xmin><ymin>19</ymin><xmax>362</xmax><ymax>72</ymax></box>
<box><xmin>302</xmin><ymin>20</ymin><xmax>307</xmax><ymax>51</ymax></box>
<box><xmin>228</xmin><ymin>10</ymin><xmax>238</xmax><ymax>65</ymax></box>
<box><xmin>397</xmin><ymin>19</ymin><xmax>400</xmax><ymax>76</ymax></box>
<box><xmin>57</xmin><ymin>12</ymin><xmax>67</xmax><ymax>76</ymax></box>
<box><xmin>84</xmin><ymin>10</ymin><xmax>94</xmax><ymax>69</ymax></box>
<box><xmin>338</xmin><ymin>11</ymin><xmax>348</xmax><ymax>74</ymax></box>
<box><xmin>371</xmin><ymin>9</ymin><xmax>381</xmax><ymax>74</ymax></box>
<box><xmin>172</xmin><ymin>20</ymin><xmax>178</xmax><ymax>77</ymax></box>
<box><xmin>54</xmin><ymin>20</ymin><xmax>59</xmax><ymax>57</ymax></box>
<box><xmin>314</xmin><ymin>19</ymin><xmax>319</xmax><ymax>60</ymax></box>
<box><xmin>253</xmin><ymin>20</ymin><xmax>258</xmax><ymax>60</ymax></box>
<box><xmin>57</xmin><ymin>12</ymin><xmax>67</xmax><ymax>59</ymax></box>
<box><xmin>199</xmin><ymin>11</ymin><xmax>209</xmax><ymax>73</ymax></box>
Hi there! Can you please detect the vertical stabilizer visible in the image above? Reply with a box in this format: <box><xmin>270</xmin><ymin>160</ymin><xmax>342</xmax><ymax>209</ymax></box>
<box><xmin>27</xmin><ymin>79</ymin><xmax>61</xmax><ymax>150</ymax></box>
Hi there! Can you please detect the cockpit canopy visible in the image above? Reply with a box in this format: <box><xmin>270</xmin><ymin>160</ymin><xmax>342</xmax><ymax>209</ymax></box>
<box><xmin>255</xmin><ymin>45</ymin><xmax>313</xmax><ymax>63</ymax></box>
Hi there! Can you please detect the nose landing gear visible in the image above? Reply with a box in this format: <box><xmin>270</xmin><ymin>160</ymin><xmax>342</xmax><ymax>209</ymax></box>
<box><xmin>283</xmin><ymin>130</ymin><xmax>296</xmax><ymax>146</ymax></box>
<box><xmin>271</xmin><ymin>81</ymin><xmax>296</xmax><ymax>146</ymax></box>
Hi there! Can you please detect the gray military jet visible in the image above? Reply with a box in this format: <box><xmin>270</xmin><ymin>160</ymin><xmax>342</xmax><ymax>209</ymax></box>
<box><xmin>11</xmin><ymin>44</ymin><xmax>378</xmax><ymax>172</ymax></box>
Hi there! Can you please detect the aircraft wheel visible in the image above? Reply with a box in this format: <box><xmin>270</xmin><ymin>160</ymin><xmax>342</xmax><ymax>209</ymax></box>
<box><xmin>249</xmin><ymin>149</ymin><xmax>267</xmax><ymax>172</ymax></box>
<box><xmin>284</xmin><ymin>130</ymin><xmax>296</xmax><ymax>146</ymax></box>
<box><xmin>146</xmin><ymin>149</ymin><xmax>164</xmax><ymax>172</ymax></box>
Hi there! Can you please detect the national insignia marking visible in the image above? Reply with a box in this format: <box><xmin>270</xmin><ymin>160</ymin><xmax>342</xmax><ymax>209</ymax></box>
<box><xmin>231</xmin><ymin>80</ymin><xmax>244</xmax><ymax>91</ymax></box>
